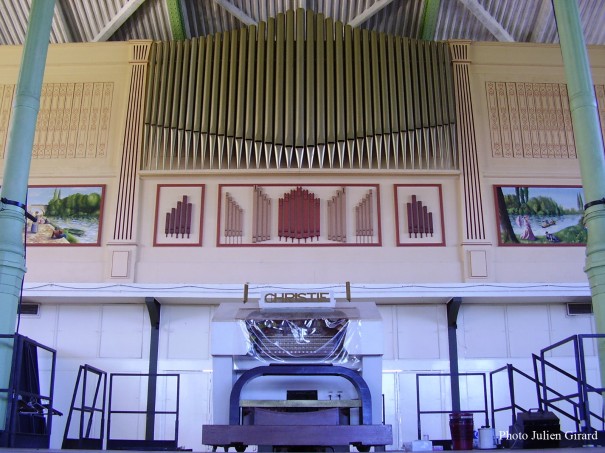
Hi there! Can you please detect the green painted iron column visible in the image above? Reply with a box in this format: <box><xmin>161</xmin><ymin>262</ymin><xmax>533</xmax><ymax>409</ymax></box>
<box><xmin>553</xmin><ymin>0</ymin><xmax>605</xmax><ymax>387</ymax></box>
<box><xmin>0</xmin><ymin>0</ymin><xmax>55</xmax><ymax>429</ymax></box>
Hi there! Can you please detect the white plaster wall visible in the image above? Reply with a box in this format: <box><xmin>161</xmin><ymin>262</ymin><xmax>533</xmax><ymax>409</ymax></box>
<box><xmin>15</xmin><ymin>301</ymin><xmax>597</xmax><ymax>451</ymax></box>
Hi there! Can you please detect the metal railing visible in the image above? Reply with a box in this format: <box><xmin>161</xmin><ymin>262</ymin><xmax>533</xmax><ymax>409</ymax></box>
<box><xmin>62</xmin><ymin>364</ymin><xmax>107</xmax><ymax>449</ymax></box>
<box><xmin>0</xmin><ymin>333</ymin><xmax>57</xmax><ymax>448</ymax></box>
<box><xmin>537</xmin><ymin>334</ymin><xmax>605</xmax><ymax>433</ymax></box>
<box><xmin>490</xmin><ymin>363</ymin><xmax>540</xmax><ymax>429</ymax></box>
<box><xmin>107</xmin><ymin>372</ymin><xmax>180</xmax><ymax>451</ymax></box>
<box><xmin>490</xmin><ymin>334</ymin><xmax>605</xmax><ymax>436</ymax></box>
<box><xmin>416</xmin><ymin>372</ymin><xmax>489</xmax><ymax>440</ymax></box>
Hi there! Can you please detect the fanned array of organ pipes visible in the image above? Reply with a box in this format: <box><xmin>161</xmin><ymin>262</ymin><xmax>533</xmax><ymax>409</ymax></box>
<box><xmin>142</xmin><ymin>9</ymin><xmax>457</xmax><ymax>171</ymax></box>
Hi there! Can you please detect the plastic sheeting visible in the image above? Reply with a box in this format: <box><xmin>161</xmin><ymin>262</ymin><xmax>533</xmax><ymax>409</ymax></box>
<box><xmin>240</xmin><ymin>309</ymin><xmax>360</xmax><ymax>365</ymax></box>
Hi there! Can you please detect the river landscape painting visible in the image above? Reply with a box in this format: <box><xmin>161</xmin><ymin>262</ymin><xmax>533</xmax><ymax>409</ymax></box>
<box><xmin>495</xmin><ymin>185</ymin><xmax>586</xmax><ymax>246</ymax></box>
<box><xmin>25</xmin><ymin>185</ymin><xmax>104</xmax><ymax>246</ymax></box>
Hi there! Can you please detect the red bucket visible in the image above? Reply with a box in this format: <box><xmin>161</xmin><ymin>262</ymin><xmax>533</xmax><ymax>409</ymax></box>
<box><xmin>449</xmin><ymin>412</ymin><xmax>474</xmax><ymax>450</ymax></box>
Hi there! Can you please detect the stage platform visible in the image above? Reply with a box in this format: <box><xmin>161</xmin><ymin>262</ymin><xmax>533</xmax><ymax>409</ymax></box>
<box><xmin>0</xmin><ymin>448</ymin><xmax>603</xmax><ymax>453</ymax></box>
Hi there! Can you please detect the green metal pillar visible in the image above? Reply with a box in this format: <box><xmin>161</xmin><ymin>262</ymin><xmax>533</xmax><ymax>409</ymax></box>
<box><xmin>553</xmin><ymin>0</ymin><xmax>605</xmax><ymax>388</ymax></box>
<box><xmin>0</xmin><ymin>0</ymin><xmax>55</xmax><ymax>430</ymax></box>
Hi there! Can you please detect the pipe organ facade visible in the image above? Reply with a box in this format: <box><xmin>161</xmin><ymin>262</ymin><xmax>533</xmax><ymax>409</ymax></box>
<box><xmin>141</xmin><ymin>9</ymin><xmax>457</xmax><ymax>171</ymax></box>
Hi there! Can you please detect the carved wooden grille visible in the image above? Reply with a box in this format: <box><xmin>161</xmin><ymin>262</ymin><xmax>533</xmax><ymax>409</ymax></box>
<box><xmin>485</xmin><ymin>81</ymin><xmax>584</xmax><ymax>159</ymax></box>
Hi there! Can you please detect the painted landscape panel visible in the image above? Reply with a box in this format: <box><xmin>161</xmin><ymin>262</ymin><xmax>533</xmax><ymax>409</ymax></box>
<box><xmin>494</xmin><ymin>185</ymin><xmax>586</xmax><ymax>246</ymax></box>
<box><xmin>25</xmin><ymin>185</ymin><xmax>104</xmax><ymax>245</ymax></box>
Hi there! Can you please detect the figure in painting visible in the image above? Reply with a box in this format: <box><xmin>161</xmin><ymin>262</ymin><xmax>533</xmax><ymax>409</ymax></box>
<box><xmin>545</xmin><ymin>231</ymin><xmax>561</xmax><ymax>243</ymax></box>
<box><xmin>30</xmin><ymin>211</ymin><xmax>39</xmax><ymax>233</ymax></box>
<box><xmin>520</xmin><ymin>215</ymin><xmax>537</xmax><ymax>241</ymax></box>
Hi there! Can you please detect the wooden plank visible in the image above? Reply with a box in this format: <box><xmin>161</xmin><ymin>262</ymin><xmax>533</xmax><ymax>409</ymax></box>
<box><xmin>240</xmin><ymin>399</ymin><xmax>361</xmax><ymax>408</ymax></box>
<box><xmin>202</xmin><ymin>424</ymin><xmax>392</xmax><ymax>447</ymax></box>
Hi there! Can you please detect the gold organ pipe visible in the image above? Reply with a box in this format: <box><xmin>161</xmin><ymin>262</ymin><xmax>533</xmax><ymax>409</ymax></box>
<box><xmin>370</xmin><ymin>32</ymin><xmax>382</xmax><ymax>135</ymax></box>
<box><xmin>284</xmin><ymin>10</ymin><xmax>295</xmax><ymax>147</ymax></box>
<box><xmin>325</xmin><ymin>17</ymin><xmax>335</xmax><ymax>144</ymax></box>
<box><xmin>254</xmin><ymin>22</ymin><xmax>266</xmax><ymax>143</ymax></box>
<box><xmin>226</xmin><ymin>30</ymin><xmax>238</xmax><ymax>166</ymax></box>
<box><xmin>178</xmin><ymin>40</ymin><xmax>190</xmax><ymax>132</ymax></box>
<box><xmin>409</xmin><ymin>38</ymin><xmax>421</xmax><ymax>130</ymax></box>
<box><xmin>432</xmin><ymin>42</ymin><xmax>443</xmax><ymax>127</ymax></box>
<box><xmin>387</xmin><ymin>35</ymin><xmax>400</xmax><ymax>134</ymax></box>
<box><xmin>295</xmin><ymin>8</ymin><xmax>305</xmax><ymax>147</ymax></box>
<box><xmin>235</xmin><ymin>28</ymin><xmax>247</xmax><ymax>139</ymax></box>
<box><xmin>185</xmin><ymin>38</ymin><xmax>197</xmax><ymax>132</ymax></box>
<box><xmin>178</xmin><ymin>40</ymin><xmax>190</xmax><ymax>167</ymax></box>
<box><xmin>315</xmin><ymin>14</ymin><xmax>326</xmax><ymax>145</ymax></box>
<box><xmin>394</xmin><ymin>38</ymin><xmax>406</xmax><ymax>132</ymax></box>
<box><xmin>305</xmin><ymin>10</ymin><xmax>315</xmax><ymax>145</ymax></box>
<box><xmin>160</xmin><ymin>41</ymin><xmax>176</xmax><ymax>167</ymax></box>
<box><xmin>443</xmin><ymin>44</ymin><xmax>456</xmax><ymax>124</ymax></box>
<box><xmin>335</xmin><ymin>21</ymin><xmax>345</xmax><ymax>142</ymax></box>
<box><xmin>274</xmin><ymin>13</ymin><xmax>285</xmax><ymax>146</ymax></box>
<box><xmin>209</xmin><ymin>34</ymin><xmax>221</xmax><ymax>135</ymax></box>
<box><xmin>192</xmin><ymin>37</ymin><xmax>205</xmax><ymax>167</ymax></box>
<box><xmin>170</xmin><ymin>41</ymin><xmax>182</xmax><ymax>130</ymax></box>
<box><xmin>417</xmin><ymin>41</ymin><xmax>429</xmax><ymax>129</ymax></box>
<box><xmin>199</xmin><ymin>36</ymin><xmax>211</xmax><ymax>135</ymax></box>
<box><xmin>160</xmin><ymin>41</ymin><xmax>174</xmax><ymax>130</ymax></box>
<box><xmin>402</xmin><ymin>38</ymin><xmax>414</xmax><ymax>131</ymax></box>
<box><xmin>353</xmin><ymin>28</ymin><xmax>364</xmax><ymax>138</ymax></box>
<box><xmin>244</xmin><ymin>25</ymin><xmax>256</xmax><ymax>141</ymax></box>
<box><xmin>422</xmin><ymin>41</ymin><xmax>433</xmax><ymax>129</ymax></box>
<box><xmin>361</xmin><ymin>29</ymin><xmax>373</xmax><ymax>137</ymax></box>
<box><xmin>217</xmin><ymin>31</ymin><xmax>231</xmax><ymax>137</ymax></box>
<box><xmin>344</xmin><ymin>25</ymin><xmax>355</xmax><ymax>140</ymax></box>
<box><xmin>379</xmin><ymin>33</ymin><xmax>391</xmax><ymax>135</ymax></box>
<box><xmin>264</xmin><ymin>18</ymin><xmax>275</xmax><ymax>145</ymax></box>
<box><xmin>425</xmin><ymin>41</ymin><xmax>437</xmax><ymax>128</ymax></box>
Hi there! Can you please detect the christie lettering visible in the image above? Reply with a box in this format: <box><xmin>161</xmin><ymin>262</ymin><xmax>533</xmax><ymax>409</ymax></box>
<box><xmin>264</xmin><ymin>292</ymin><xmax>331</xmax><ymax>303</ymax></box>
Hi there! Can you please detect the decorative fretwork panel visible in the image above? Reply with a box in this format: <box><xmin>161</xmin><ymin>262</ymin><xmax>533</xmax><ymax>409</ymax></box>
<box><xmin>0</xmin><ymin>82</ymin><xmax>113</xmax><ymax>160</ymax></box>
<box><xmin>36</xmin><ymin>82</ymin><xmax>113</xmax><ymax>159</ymax></box>
<box><xmin>142</xmin><ymin>9</ymin><xmax>457</xmax><ymax>171</ymax></box>
<box><xmin>485</xmin><ymin>81</ymin><xmax>587</xmax><ymax>159</ymax></box>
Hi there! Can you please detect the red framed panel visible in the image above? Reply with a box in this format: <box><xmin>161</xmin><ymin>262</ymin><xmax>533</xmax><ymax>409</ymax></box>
<box><xmin>216</xmin><ymin>184</ymin><xmax>382</xmax><ymax>247</ymax></box>
<box><xmin>394</xmin><ymin>184</ymin><xmax>445</xmax><ymax>247</ymax></box>
<box><xmin>153</xmin><ymin>184</ymin><xmax>205</xmax><ymax>247</ymax></box>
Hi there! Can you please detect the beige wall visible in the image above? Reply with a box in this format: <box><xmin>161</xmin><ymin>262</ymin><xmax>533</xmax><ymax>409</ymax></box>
<box><xmin>0</xmin><ymin>40</ymin><xmax>602</xmax><ymax>288</ymax></box>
